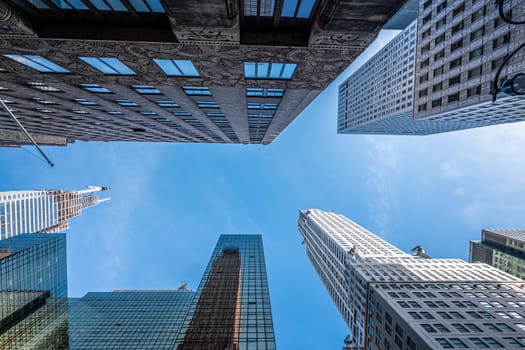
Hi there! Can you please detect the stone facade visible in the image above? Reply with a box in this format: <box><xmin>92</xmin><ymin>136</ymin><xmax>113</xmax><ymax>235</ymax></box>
<box><xmin>0</xmin><ymin>0</ymin><xmax>405</xmax><ymax>146</ymax></box>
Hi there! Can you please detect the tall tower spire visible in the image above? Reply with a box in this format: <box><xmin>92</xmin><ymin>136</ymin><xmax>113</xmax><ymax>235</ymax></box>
<box><xmin>0</xmin><ymin>186</ymin><xmax>110</xmax><ymax>240</ymax></box>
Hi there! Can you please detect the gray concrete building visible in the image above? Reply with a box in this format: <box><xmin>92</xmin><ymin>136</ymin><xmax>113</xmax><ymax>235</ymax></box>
<box><xmin>470</xmin><ymin>229</ymin><xmax>525</xmax><ymax>280</ymax></box>
<box><xmin>0</xmin><ymin>0</ymin><xmax>406</xmax><ymax>146</ymax></box>
<box><xmin>413</xmin><ymin>0</ymin><xmax>525</xmax><ymax>125</ymax></box>
<box><xmin>338</xmin><ymin>0</ymin><xmax>525</xmax><ymax>136</ymax></box>
<box><xmin>299</xmin><ymin>209</ymin><xmax>525</xmax><ymax>350</ymax></box>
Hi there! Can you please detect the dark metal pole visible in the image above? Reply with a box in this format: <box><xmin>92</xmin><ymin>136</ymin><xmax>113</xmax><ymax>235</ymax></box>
<box><xmin>0</xmin><ymin>99</ymin><xmax>54</xmax><ymax>167</ymax></box>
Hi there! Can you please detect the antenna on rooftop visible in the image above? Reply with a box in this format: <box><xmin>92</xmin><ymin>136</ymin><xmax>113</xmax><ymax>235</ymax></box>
<box><xmin>178</xmin><ymin>281</ymin><xmax>189</xmax><ymax>291</ymax></box>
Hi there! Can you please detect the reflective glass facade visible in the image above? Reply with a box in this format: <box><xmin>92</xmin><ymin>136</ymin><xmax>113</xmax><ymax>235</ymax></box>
<box><xmin>0</xmin><ymin>291</ymin><xmax>69</xmax><ymax>349</ymax></box>
<box><xmin>68</xmin><ymin>291</ymin><xmax>194</xmax><ymax>349</ymax></box>
<box><xmin>0</xmin><ymin>234</ymin><xmax>67</xmax><ymax>298</ymax></box>
<box><xmin>177</xmin><ymin>234</ymin><xmax>276</xmax><ymax>350</ymax></box>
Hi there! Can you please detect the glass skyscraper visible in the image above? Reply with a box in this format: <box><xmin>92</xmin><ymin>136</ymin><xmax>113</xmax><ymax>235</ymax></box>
<box><xmin>0</xmin><ymin>233</ymin><xmax>67</xmax><ymax>298</ymax></box>
<box><xmin>299</xmin><ymin>209</ymin><xmax>525</xmax><ymax>350</ymax></box>
<box><xmin>0</xmin><ymin>234</ymin><xmax>276</xmax><ymax>349</ymax></box>
<box><xmin>176</xmin><ymin>234</ymin><xmax>276</xmax><ymax>350</ymax></box>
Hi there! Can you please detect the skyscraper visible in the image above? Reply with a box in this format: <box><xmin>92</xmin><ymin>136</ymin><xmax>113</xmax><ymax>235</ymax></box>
<box><xmin>0</xmin><ymin>233</ymin><xmax>67</xmax><ymax>298</ymax></box>
<box><xmin>176</xmin><ymin>234</ymin><xmax>275</xmax><ymax>350</ymax></box>
<box><xmin>0</xmin><ymin>0</ymin><xmax>406</xmax><ymax>146</ymax></box>
<box><xmin>0</xmin><ymin>186</ymin><xmax>109</xmax><ymax>240</ymax></box>
<box><xmin>1</xmin><ymin>234</ymin><xmax>275</xmax><ymax>349</ymax></box>
<box><xmin>470</xmin><ymin>229</ymin><xmax>525</xmax><ymax>279</ymax></box>
<box><xmin>338</xmin><ymin>0</ymin><xmax>525</xmax><ymax>135</ymax></box>
<box><xmin>299</xmin><ymin>209</ymin><xmax>525</xmax><ymax>350</ymax></box>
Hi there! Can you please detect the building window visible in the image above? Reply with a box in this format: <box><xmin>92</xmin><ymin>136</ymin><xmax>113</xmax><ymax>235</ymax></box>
<box><xmin>419</xmin><ymin>89</ymin><xmax>428</xmax><ymax>97</ymax></box>
<box><xmin>81</xmin><ymin>83</ymin><xmax>111</xmax><ymax>93</ymax></box>
<box><xmin>434</xmin><ymin>66</ymin><xmax>444</xmax><ymax>77</ymax></box>
<box><xmin>449</xmin><ymin>57</ymin><xmax>462</xmax><ymax>69</ymax></box>
<box><xmin>244</xmin><ymin>62</ymin><xmax>297</xmax><ymax>79</ymax></box>
<box><xmin>492</xmin><ymin>56</ymin><xmax>506</xmax><ymax>70</ymax></box>
<box><xmin>449</xmin><ymin>75</ymin><xmax>461</xmax><ymax>86</ymax></box>
<box><xmin>493</xmin><ymin>33</ymin><xmax>511</xmax><ymax>49</ymax></box>
<box><xmin>420</xmin><ymin>73</ymin><xmax>429</xmax><ymax>83</ymax></box>
<box><xmin>197</xmin><ymin>101</ymin><xmax>220</xmax><ymax>109</ymax></box>
<box><xmin>133</xmin><ymin>85</ymin><xmax>161</xmax><ymax>94</ymax></box>
<box><xmin>127</xmin><ymin>0</ymin><xmax>165</xmax><ymax>13</ymax></box>
<box><xmin>153</xmin><ymin>59</ymin><xmax>200</xmax><ymax>77</ymax></box>
<box><xmin>157</xmin><ymin>100</ymin><xmax>179</xmax><ymax>108</ymax></box>
<box><xmin>421</xmin><ymin>324</ymin><xmax>436</xmax><ymax>333</ymax></box>
<box><xmin>79</xmin><ymin>57</ymin><xmax>135</xmax><ymax>75</ymax></box>
<box><xmin>433</xmin><ymin>82</ymin><xmax>443</xmax><ymax>92</ymax></box>
<box><xmin>84</xmin><ymin>0</ymin><xmax>128</xmax><ymax>11</ymax></box>
<box><xmin>422</xmin><ymin>29</ymin><xmax>431</xmax><ymax>40</ymax></box>
<box><xmin>436</xmin><ymin>338</ymin><xmax>453</xmax><ymax>348</ymax></box>
<box><xmin>469</xmin><ymin>46</ymin><xmax>484</xmax><ymax>60</ymax></box>
<box><xmin>436</xmin><ymin>1</ymin><xmax>447</xmax><ymax>12</ymax></box>
<box><xmin>468</xmin><ymin>66</ymin><xmax>482</xmax><ymax>79</ymax></box>
<box><xmin>75</xmin><ymin>98</ymin><xmax>97</xmax><ymax>106</ymax></box>
<box><xmin>436</xmin><ymin>17</ymin><xmax>447</xmax><ymax>30</ymax></box>
<box><xmin>451</xmin><ymin>22</ymin><xmax>464</xmax><ymax>35</ymax></box>
<box><xmin>116</xmin><ymin>99</ymin><xmax>139</xmax><ymax>107</ymax></box>
<box><xmin>448</xmin><ymin>93</ymin><xmax>460</xmax><ymax>102</ymax></box>
<box><xmin>434</xmin><ymin>49</ymin><xmax>445</xmax><ymax>61</ymax></box>
<box><xmin>183</xmin><ymin>86</ymin><xmax>212</xmax><ymax>96</ymax></box>
<box><xmin>470</xmin><ymin>27</ymin><xmax>484</xmax><ymax>41</ymax></box>
<box><xmin>450</xmin><ymin>338</ymin><xmax>468</xmax><ymax>348</ymax></box>
<box><xmin>453</xmin><ymin>3</ymin><xmax>465</xmax><ymax>17</ymax></box>
<box><xmin>471</xmin><ymin>6</ymin><xmax>486</xmax><ymax>23</ymax></box>
<box><xmin>3</xmin><ymin>54</ymin><xmax>70</xmax><ymax>73</ymax></box>
<box><xmin>246</xmin><ymin>87</ymin><xmax>285</xmax><ymax>97</ymax></box>
<box><xmin>483</xmin><ymin>338</ymin><xmax>504</xmax><ymax>348</ymax></box>
<box><xmin>469</xmin><ymin>338</ymin><xmax>489</xmax><ymax>348</ymax></box>
<box><xmin>451</xmin><ymin>39</ymin><xmax>463</xmax><ymax>52</ymax></box>
<box><xmin>423</xmin><ymin>13</ymin><xmax>432</xmax><ymax>25</ymax></box>
<box><xmin>432</xmin><ymin>98</ymin><xmax>442</xmax><ymax>107</ymax></box>
<box><xmin>247</xmin><ymin>103</ymin><xmax>278</xmax><ymax>110</ymax></box>
<box><xmin>435</xmin><ymin>33</ymin><xmax>446</xmax><ymax>45</ymax></box>
<box><xmin>280</xmin><ymin>0</ymin><xmax>316</xmax><ymax>18</ymax></box>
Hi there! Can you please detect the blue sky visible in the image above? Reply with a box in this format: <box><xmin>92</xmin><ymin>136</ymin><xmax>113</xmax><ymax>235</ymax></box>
<box><xmin>2</xmin><ymin>29</ymin><xmax>525</xmax><ymax>349</ymax></box>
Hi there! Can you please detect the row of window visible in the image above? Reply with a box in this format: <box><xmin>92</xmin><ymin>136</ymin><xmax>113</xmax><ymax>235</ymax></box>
<box><xmin>29</xmin><ymin>0</ymin><xmax>165</xmax><ymax>13</ymax></box>
<box><xmin>2</xmin><ymin>55</ymin><xmax>298</xmax><ymax>80</ymax></box>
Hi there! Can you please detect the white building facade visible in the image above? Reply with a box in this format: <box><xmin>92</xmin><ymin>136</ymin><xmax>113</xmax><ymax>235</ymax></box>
<box><xmin>299</xmin><ymin>209</ymin><xmax>525</xmax><ymax>350</ymax></box>
<box><xmin>0</xmin><ymin>186</ymin><xmax>109</xmax><ymax>240</ymax></box>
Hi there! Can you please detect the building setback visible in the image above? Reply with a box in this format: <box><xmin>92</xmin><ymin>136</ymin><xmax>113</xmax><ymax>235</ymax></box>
<box><xmin>0</xmin><ymin>186</ymin><xmax>109</xmax><ymax>240</ymax></box>
<box><xmin>470</xmin><ymin>229</ymin><xmax>525</xmax><ymax>280</ymax></box>
<box><xmin>299</xmin><ymin>209</ymin><xmax>525</xmax><ymax>350</ymax></box>
<box><xmin>338</xmin><ymin>0</ymin><xmax>525</xmax><ymax>135</ymax></box>
<box><xmin>0</xmin><ymin>0</ymin><xmax>406</xmax><ymax>146</ymax></box>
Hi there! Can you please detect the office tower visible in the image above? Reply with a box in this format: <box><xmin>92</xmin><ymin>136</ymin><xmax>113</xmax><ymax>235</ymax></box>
<box><xmin>470</xmin><ymin>229</ymin><xmax>525</xmax><ymax>279</ymax></box>
<box><xmin>0</xmin><ymin>186</ymin><xmax>110</xmax><ymax>240</ymax></box>
<box><xmin>299</xmin><ymin>209</ymin><xmax>525</xmax><ymax>350</ymax></box>
<box><xmin>0</xmin><ymin>0</ymin><xmax>406</xmax><ymax>146</ymax></box>
<box><xmin>339</xmin><ymin>0</ymin><xmax>525</xmax><ymax>136</ymax></box>
<box><xmin>176</xmin><ymin>234</ymin><xmax>275</xmax><ymax>350</ymax></box>
<box><xmin>0</xmin><ymin>233</ymin><xmax>67</xmax><ymax>298</ymax></box>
